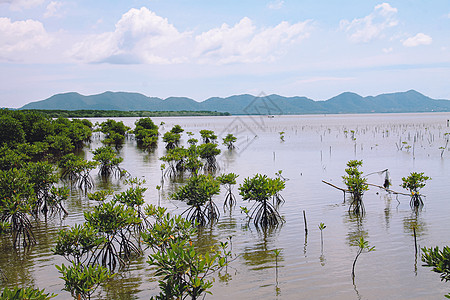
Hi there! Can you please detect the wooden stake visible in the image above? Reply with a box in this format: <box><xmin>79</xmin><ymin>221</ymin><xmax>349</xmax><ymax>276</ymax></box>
<box><xmin>303</xmin><ymin>210</ymin><xmax>308</xmax><ymax>236</ymax></box>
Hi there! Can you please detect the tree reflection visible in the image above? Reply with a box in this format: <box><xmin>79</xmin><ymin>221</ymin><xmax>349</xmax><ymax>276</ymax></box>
<box><xmin>344</xmin><ymin>214</ymin><xmax>368</xmax><ymax>247</ymax></box>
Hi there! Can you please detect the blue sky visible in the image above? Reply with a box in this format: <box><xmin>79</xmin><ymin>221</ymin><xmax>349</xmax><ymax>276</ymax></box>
<box><xmin>0</xmin><ymin>0</ymin><xmax>449</xmax><ymax>108</ymax></box>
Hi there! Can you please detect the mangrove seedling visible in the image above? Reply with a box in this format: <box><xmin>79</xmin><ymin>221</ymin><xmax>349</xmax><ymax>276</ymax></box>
<box><xmin>92</xmin><ymin>146</ymin><xmax>124</xmax><ymax>177</ymax></box>
<box><xmin>148</xmin><ymin>239</ymin><xmax>228</xmax><ymax>299</ymax></box>
<box><xmin>170</xmin><ymin>124</ymin><xmax>184</xmax><ymax>134</ymax></box>
<box><xmin>217</xmin><ymin>173</ymin><xmax>239</xmax><ymax>211</ymax></box>
<box><xmin>352</xmin><ymin>237</ymin><xmax>375</xmax><ymax>281</ymax></box>
<box><xmin>319</xmin><ymin>222</ymin><xmax>326</xmax><ymax>251</ymax></box>
<box><xmin>96</xmin><ymin>119</ymin><xmax>130</xmax><ymax>149</ymax></box>
<box><xmin>59</xmin><ymin>154</ymin><xmax>98</xmax><ymax>191</ymax></box>
<box><xmin>171</xmin><ymin>174</ymin><xmax>220</xmax><ymax>226</ymax></box>
<box><xmin>56</xmin><ymin>262</ymin><xmax>114</xmax><ymax>300</ymax></box>
<box><xmin>0</xmin><ymin>286</ymin><xmax>56</xmax><ymax>300</ymax></box>
<box><xmin>0</xmin><ymin>168</ymin><xmax>36</xmax><ymax>247</ymax></box>
<box><xmin>84</xmin><ymin>200</ymin><xmax>142</xmax><ymax>270</ymax></box>
<box><xmin>401</xmin><ymin>172</ymin><xmax>430</xmax><ymax>207</ymax></box>
<box><xmin>133</xmin><ymin>117</ymin><xmax>159</xmax><ymax>150</ymax></box>
<box><xmin>342</xmin><ymin>160</ymin><xmax>368</xmax><ymax>215</ymax></box>
<box><xmin>238</xmin><ymin>174</ymin><xmax>284</xmax><ymax>227</ymax></box>
<box><xmin>198</xmin><ymin>143</ymin><xmax>221</xmax><ymax>172</ymax></box>
<box><xmin>53</xmin><ymin>223</ymin><xmax>105</xmax><ymax>265</ymax></box>
<box><xmin>222</xmin><ymin>133</ymin><xmax>237</xmax><ymax>150</ymax></box>
<box><xmin>200</xmin><ymin>129</ymin><xmax>217</xmax><ymax>144</ymax></box>
<box><xmin>422</xmin><ymin>246</ymin><xmax>450</xmax><ymax>298</ymax></box>
<box><xmin>162</xmin><ymin>132</ymin><xmax>181</xmax><ymax>150</ymax></box>
<box><xmin>279</xmin><ymin>131</ymin><xmax>285</xmax><ymax>142</ymax></box>
<box><xmin>159</xmin><ymin>147</ymin><xmax>188</xmax><ymax>177</ymax></box>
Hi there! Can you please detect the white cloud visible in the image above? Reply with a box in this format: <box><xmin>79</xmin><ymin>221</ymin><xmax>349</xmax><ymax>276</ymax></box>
<box><xmin>70</xmin><ymin>7</ymin><xmax>190</xmax><ymax>64</ymax></box>
<box><xmin>340</xmin><ymin>2</ymin><xmax>398</xmax><ymax>43</ymax></box>
<box><xmin>0</xmin><ymin>0</ymin><xmax>44</xmax><ymax>10</ymax></box>
<box><xmin>267</xmin><ymin>0</ymin><xmax>284</xmax><ymax>10</ymax></box>
<box><xmin>382</xmin><ymin>47</ymin><xmax>393</xmax><ymax>53</ymax></box>
<box><xmin>194</xmin><ymin>17</ymin><xmax>311</xmax><ymax>64</ymax></box>
<box><xmin>71</xmin><ymin>7</ymin><xmax>311</xmax><ymax>65</ymax></box>
<box><xmin>0</xmin><ymin>17</ymin><xmax>52</xmax><ymax>60</ymax></box>
<box><xmin>402</xmin><ymin>33</ymin><xmax>432</xmax><ymax>47</ymax></box>
<box><xmin>44</xmin><ymin>1</ymin><xmax>63</xmax><ymax>18</ymax></box>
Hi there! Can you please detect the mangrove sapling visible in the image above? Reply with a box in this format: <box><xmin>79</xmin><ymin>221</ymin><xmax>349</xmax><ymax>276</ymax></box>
<box><xmin>198</xmin><ymin>142</ymin><xmax>221</xmax><ymax>172</ymax></box>
<box><xmin>92</xmin><ymin>146</ymin><xmax>124</xmax><ymax>178</ymax></box>
<box><xmin>133</xmin><ymin>117</ymin><xmax>159</xmax><ymax>150</ymax></box>
<box><xmin>24</xmin><ymin>161</ymin><xmax>61</xmax><ymax>218</ymax></box>
<box><xmin>238</xmin><ymin>174</ymin><xmax>285</xmax><ymax>227</ymax></box>
<box><xmin>0</xmin><ymin>168</ymin><xmax>36</xmax><ymax>247</ymax></box>
<box><xmin>0</xmin><ymin>286</ymin><xmax>56</xmax><ymax>300</ymax></box>
<box><xmin>401</xmin><ymin>172</ymin><xmax>430</xmax><ymax>208</ymax></box>
<box><xmin>148</xmin><ymin>239</ymin><xmax>228</xmax><ymax>300</ymax></box>
<box><xmin>422</xmin><ymin>246</ymin><xmax>450</xmax><ymax>280</ymax></box>
<box><xmin>96</xmin><ymin>119</ymin><xmax>130</xmax><ymax>149</ymax></box>
<box><xmin>270</xmin><ymin>177</ymin><xmax>286</xmax><ymax>207</ymax></box>
<box><xmin>84</xmin><ymin>200</ymin><xmax>142</xmax><ymax>270</ymax></box>
<box><xmin>56</xmin><ymin>262</ymin><xmax>114</xmax><ymax>300</ymax></box>
<box><xmin>59</xmin><ymin>154</ymin><xmax>98</xmax><ymax>191</ymax></box>
<box><xmin>170</xmin><ymin>124</ymin><xmax>184</xmax><ymax>134</ymax></box>
<box><xmin>217</xmin><ymin>173</ymin><xmax>239</xmax><ymax>211</ymax></box>
<box><xmin>421</xmin><ymin>246</ymin><xmax>450</xmax><ymax>298</ymax></box>
<box><xmin>87</xmin><ymin>190</ymin><xmax>114</xmax><ymax>203</ymax></box>
<box><xmin>351</xmin><ymin>237</ymin><xmax>375</xmax><ymax>281</ymax></box>
<box><xmin>222</xmin><ymin>133</ymin><xmax>237</xmax><ymax>150</ymax></box>
<box><xmin>114</xmin><ymin>177</ymin><xmax>150</xmax><ymax>230</ymax></box>
<box><xmin>162</xmin><ymin>132</ymin><xmax>181</xmax><ymax>150</ymax></box>
<box><xmin>53</xmin><ymin>223</ymin><xmax>105</xmax><ymax>265</ymax></box>
<box><xmin>171</xmin><ymin>174</ymin><xmax>220</xmax><ymax>226</ymax></box>
<box><xmin>342</xmin><ymin>160</ymin><xmax>368</xmax><ymax>215</ymax></box>
<box><xmin>159</xmin><ymin>147</ymin><xmax>188</xmax><ymax>177</ymax></box>
<box><xmin>199</xmin><ymin>129</ymin><xmax>217</xmax><ymax>144</ymax></box>
<box><xmin>141</xmin><ymin>208</ymin><xmax>196</xmax><ymax>252</ymax></box>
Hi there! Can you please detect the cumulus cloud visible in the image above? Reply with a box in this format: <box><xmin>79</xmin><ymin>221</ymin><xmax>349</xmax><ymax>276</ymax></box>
<box><xmin>0</xmin><ymin>0</ymin><xmax>44</xmax><ymax>10</ymax></box>
<box><xmin>267</xmin><ymin>0</ymin><xmax>284</xmax><ymax>10</ymax></box>
<box><xmin>0</xmin><ymin>17</ymin><xmax>52</xmax><ymax>60</ymax></box>
<box><xmin>194</xmin><ymin>17</ymin><xmax>311</xmax><ymax>64</ymax></box>
<box><xmin>402</xmin><ymin>33</ymin><xmax>432</xmax><ymax>47</ymax></box>
<box><xmin>340</xmin><ymin>2</ymin><xmax>398</xmax><ymax>43</ymax></box>
<box><xmin>71</xmin><ymin>7</ymin><xmax>311</xmax><ymax>65</ymax></box>
<box><xmin>70</xmin><ymin>7</ymin><xmax>190</xmax><ymax>64</ymax></box>
<box><xmin>44</xmin><ymin>1</ymin><xmax>63</xmax><ymax>18</ymax></box>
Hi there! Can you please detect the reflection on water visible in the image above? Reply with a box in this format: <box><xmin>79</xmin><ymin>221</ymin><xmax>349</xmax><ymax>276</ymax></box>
<box><xmin>2</xmin><ymin>113</ymin><xmax>450</xmax><ymax>299</ymax></box>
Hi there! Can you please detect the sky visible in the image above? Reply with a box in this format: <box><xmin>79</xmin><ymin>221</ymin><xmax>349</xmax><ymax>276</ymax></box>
<box><xmin>0</xmin><ymin>0</ymin><xmax>449</xmax><ymax>108</ymax></box>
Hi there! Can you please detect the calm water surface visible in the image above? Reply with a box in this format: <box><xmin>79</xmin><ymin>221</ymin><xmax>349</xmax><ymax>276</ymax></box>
<box><xmin>2</xmin><ymin>113</ymin><xmax>450</xmax><ymax>299</ymax></box>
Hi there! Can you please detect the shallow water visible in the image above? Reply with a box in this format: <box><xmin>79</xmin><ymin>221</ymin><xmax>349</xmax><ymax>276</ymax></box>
<box><xmin>2</xmin><ymin>113</ymin><xmax>450</xmax><ymax>299</ymax></box>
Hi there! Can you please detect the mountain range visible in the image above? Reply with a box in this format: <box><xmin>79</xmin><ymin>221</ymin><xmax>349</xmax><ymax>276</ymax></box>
<box><xmin>20</xmin><ymin>90</ymin><xmax>450</xmax><ymax>115</ymax></box>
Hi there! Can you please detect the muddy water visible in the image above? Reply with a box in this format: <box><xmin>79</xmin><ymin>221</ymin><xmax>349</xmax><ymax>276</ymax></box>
<box><xmin>2</xmin><ymin>113</ymin><xmax>450</xmax><ymax>299</ymax></box>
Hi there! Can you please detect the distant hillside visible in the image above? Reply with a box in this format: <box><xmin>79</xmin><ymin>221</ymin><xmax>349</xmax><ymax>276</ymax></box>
<box><xmin>20</xmin><ymin>90</ymin><xmax>450</xmax><ymax>115</ymax></box>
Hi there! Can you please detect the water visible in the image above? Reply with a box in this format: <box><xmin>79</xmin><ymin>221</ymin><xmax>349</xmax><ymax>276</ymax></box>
<box><xmin>2</xmin><ymin>113</ymin><xmax>450</xmax><ymax>299</ymax></box>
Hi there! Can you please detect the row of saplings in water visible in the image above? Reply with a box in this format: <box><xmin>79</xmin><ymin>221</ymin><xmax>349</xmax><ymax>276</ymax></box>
<box><xmin>337</xmin><ymin>159</ymin><xmax>450</xmax><ymax>296</ymax></box>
